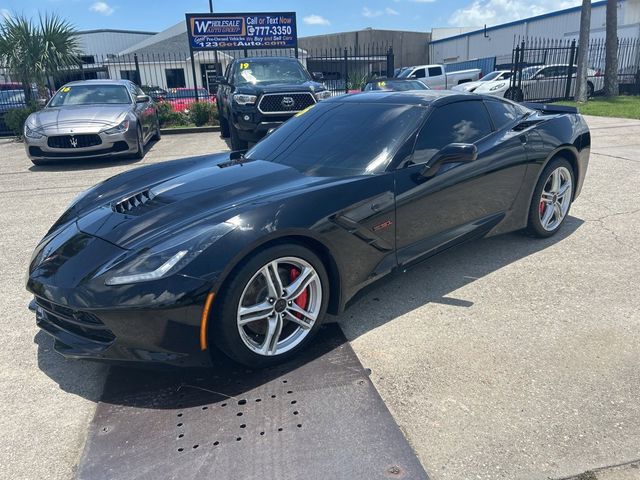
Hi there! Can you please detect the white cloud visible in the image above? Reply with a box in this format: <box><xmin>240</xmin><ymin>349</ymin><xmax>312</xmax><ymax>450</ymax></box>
<box><xmin>303</xmin><ymin>14</ymin><xmax>330</xmax><ymax>26</ymax></box>
<box><xmin>363</xmin><ymin>6</ymin><xmax>401</xmax><ymax>17</ymax></box>
<box><xmin>90</xmin><ymin>1</ymin><xmax>114</xmax><ymax>16</ymax></box>
<box><xmin>449</xmin><ymin>0</ymin><xmax>581</xmax><ymax>27</ymax></box>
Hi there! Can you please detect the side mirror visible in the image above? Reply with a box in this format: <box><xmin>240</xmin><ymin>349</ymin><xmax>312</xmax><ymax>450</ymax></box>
<box><xmin>420</xmin><ymin>143</ymin><xmax>477</xmax><ymax>178</ymax></box>
<box><xmin>312</xmin><ymin>72</ymin><xmax>324</xmax><ymax>81</ymax></box>
<box><xmin>265</xmin><ymin>126</ymin><xmax>280</xmax><ymax>137</ymax></box>
<box><xmin>136</xmin><ymin>94</ymin><xmax>150</xmax><ymax>103</ymax></box>
<box><xmin>409</xmin><ymin>74</ymin><xmax>417</xmax><ymax>79</ymax></box>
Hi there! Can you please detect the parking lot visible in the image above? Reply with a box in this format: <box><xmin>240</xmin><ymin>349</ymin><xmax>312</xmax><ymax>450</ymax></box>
<box><xmin>1</xmin><ymin>116</ymin><xmax>639</xmax><ymax>480</ymax></box>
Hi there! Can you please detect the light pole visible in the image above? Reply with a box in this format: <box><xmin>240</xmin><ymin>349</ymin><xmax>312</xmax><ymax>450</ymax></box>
<box><xmin>209</xmin><ymin>0</ymin><xmax>213</xmax><ymax>13</ymax></box>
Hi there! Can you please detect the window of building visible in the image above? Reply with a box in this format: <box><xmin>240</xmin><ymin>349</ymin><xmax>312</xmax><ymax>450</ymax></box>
<box><xmin>165</xmin><ymin>68</ymin><xmax>186</xmax><ymax>88</ymax></box>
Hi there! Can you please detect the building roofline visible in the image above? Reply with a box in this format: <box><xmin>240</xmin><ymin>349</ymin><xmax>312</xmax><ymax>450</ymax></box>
<box><xmin>77</xmin><ymin>28</ymin><xmax>158</xmax><ymax>36</ymax></box>
<box><xmin>430</xmin><ymin>0</ymin><xmax>610</xmax><ymax>45</ymax></box>
<box><xmin>300</xmin><ymin>28</ymin><xmax>428</xmax><ymax>40</ymax></box>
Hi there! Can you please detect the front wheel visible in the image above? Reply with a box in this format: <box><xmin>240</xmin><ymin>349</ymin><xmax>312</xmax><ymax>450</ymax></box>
<box><xmin>525</xmin><ymin>158</ymin><xmax>574</xmax><ymax>237</ymax></box>
<box><xmin>219</xmin><ymin>112</ymin><xmax>230</xmax><ymax>138</ymax></box>
<box><xmin>230</xmin><ymin>123</ymin><xmax>248</xmax><ymax>151</ymax></box>
<box><xmin>212</xmin><ymin>244</ymin><xmax>329</xmax><ymax>367</ymax></box>
<box><xmin>152</xmin><ymin>115</ymin><xmax>161</xmax><ymax>141</ymax></box>
<box><xmin>133</xmin><ymin>126</ymin><xmax>145</xmax><ymax>159</ymax></box>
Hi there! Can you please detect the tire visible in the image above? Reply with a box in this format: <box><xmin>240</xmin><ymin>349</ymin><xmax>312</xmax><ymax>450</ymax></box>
<box><xmin>525</xmin><ymin>157</ymin><xmax>575</xmax><ymax>238</ymax></box>
<box><xmin>219</xmin><ymin>112</ymin><xmax>230</xmax><ymax>138</ymax></box>
<box><xmin>587</xmin><ymin>81</ymin><xmax>595</xmax><ymax>98</ymax></box>
<box><xmin>212</xmin><ymin>243</ymin><xmax>330</xmax><ymax>368</ymax></box>
<box><xmin>152</xmin><ymin>115</ymin><xmax>161</xmax><ymax>141</ymax></box>
<box><xmin>230</xmin><ymin>123</ymin><xmax>248</xmax><ymax>151</ymax></box>
<box><xmin>133</xmin><ymin>126</ymin><xmax>145</xmax><ymax>159</ymax></box>
<box><xmin>505</xmin><ymin>87</ymin><xmax>524</xmax><ymax>102</ymax></box>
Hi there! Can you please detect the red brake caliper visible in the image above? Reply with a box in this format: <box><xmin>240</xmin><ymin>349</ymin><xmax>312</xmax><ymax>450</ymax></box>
<box><xmin>289</xmin><ymin>268</ymin><xmax>308</xmax><ymax>318</ymax></box>
<box><xmin>539</xmin><ymin>200</ymin><xmax>546</xmax><ymax>216</ymax></box>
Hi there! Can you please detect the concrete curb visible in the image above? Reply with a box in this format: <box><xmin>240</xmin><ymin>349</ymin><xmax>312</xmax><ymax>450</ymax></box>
<box><xmin>160</xmin><ymin>126</ymin><xmax>220</xmax><ymax>135</ymax></box>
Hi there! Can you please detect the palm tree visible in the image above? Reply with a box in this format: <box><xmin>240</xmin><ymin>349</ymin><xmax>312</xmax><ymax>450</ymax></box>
<box><xmin>574</xmin><ymin>0</ymin><xmax>591</xmax><ymax>103</ymax></box>
<box><xmin>604</xmin><ymin>0</ymin><xmax>618</xmax><ymax>96</ymax></box>
<box><xmin>0</xmin><ymin>13</ymin><xmax>80</xmax><ymax>103</ymax></box>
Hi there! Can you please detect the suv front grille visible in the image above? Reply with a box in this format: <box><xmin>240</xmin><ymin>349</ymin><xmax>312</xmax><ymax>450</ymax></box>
<box><xmin>258</xmin><ymin>92</ymin><xmax>316</xmax><ymax>114</ymax></box>
<box><xmin>48</xmin><ymin>134</ymin><xmax>102</xmax><ymax>149</ymax></box>
<box><xmin>35</xmin><ymin>297</ymin><xmax>115</xmax><ymax>344</ymax></box>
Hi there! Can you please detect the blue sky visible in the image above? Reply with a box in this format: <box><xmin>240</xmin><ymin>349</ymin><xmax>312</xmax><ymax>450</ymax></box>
<box><xmin>0</xmin><ymin>0</ymin><xmax>582</xmax><ymax>35</ymax></box>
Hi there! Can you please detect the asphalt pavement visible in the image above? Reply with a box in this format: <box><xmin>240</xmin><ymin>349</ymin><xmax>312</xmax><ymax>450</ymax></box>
<box><xmin>0</xmin><ymin>118</ymin><xmax>638</xmax><ymax>480</ymax></box>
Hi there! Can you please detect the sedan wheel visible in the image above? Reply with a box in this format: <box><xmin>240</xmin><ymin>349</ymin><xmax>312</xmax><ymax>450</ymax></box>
<box><xmin>212</xmin><ymin>244</ymin><xmax>329</xmax><ymax>367</ymax></box>
<box><xmin>526</xmin><ymin>158</ymin><xmax>574</xmax><ymax>237</ymax></box>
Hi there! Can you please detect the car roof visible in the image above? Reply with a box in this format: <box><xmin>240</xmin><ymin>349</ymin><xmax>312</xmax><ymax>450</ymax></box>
<box><xmin>326</xmin><ymin>89</ymin><xmax>474</xmax><ymax>107</ymax></box>
<box><xmin>63</xmin><ymin>79</ymin><xmax>133</xmax><ymax>87</ymax></box>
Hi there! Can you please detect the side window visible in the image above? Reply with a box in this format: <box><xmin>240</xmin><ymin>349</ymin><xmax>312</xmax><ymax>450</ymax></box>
<box><xmin>413</xmin><ymin>68</ymin><xmax>426</xmax><ymax>78</ymax></box>
<box><xmin>428</xmin><ymin>66</ymin><xmax>443</xmax><ymax>77</ymax></box>
<box><xmin>484</xmin><ymin>100</ymin><xmax>520</xmax><ymax>130</ymax></box>
<box><xmin>536</xmin><ymin>67</ymin><xmax>551</xmax><ymax>79</ymax></box>
<box><xmin>413</xmin><ymin>101</ymin><xmax>492</xmax><ymax>164</ymax></box>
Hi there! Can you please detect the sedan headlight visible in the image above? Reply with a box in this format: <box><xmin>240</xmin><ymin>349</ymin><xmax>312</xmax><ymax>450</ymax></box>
<box><xmin>24</xmin><ymin>124</ymin><xmax>44</xmax><ymax>139</ymax></box>
<box><xmin>104</xmin><ymin>222</ymin><xmax>236</xmax><ymax>285</ymax></box>
<box><xmin>314</xmin><ymin>90</ymin><xmax>332</xmax><ymax>101</ymax></box>
<box><xmin>233</xmin><ymin>94</ymin><xmax>257</xmax><ymax>105</ymax></box>
<box><xmin>490</xmin><ymin>83</ymin><xmax>506</xmax><ymax>91</ymax></box>
<box><xmin>104</xmin><ymin>119</ymin><xmax>129</xmax><ymax>135</ymax></box>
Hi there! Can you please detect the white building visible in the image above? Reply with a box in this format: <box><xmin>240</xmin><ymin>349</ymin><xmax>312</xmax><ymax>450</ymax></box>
<box><xmin>430</xmin><ymin>0</ymin><xmax>640</xmax><ymax>64</ymax></box>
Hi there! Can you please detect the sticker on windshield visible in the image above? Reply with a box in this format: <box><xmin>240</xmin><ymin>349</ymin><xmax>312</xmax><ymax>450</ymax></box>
<box><xmin>61</xmin><ymin>87</ymin><xmax>70</xmax><ymax>92</ymax></box>
<box><xmin>240</xmin><ymin>62</ymin><xmax>250</xmax><ymax>70</ymax></box>
<box><xmin>377</xmin><ymin>81</ymin><xmax>386</xmax><ymax>87</ymax></box>
<box><xmin>240</xmin><ymin>69</ymin><xmax>257</xmax><ymax>84</ymax></box>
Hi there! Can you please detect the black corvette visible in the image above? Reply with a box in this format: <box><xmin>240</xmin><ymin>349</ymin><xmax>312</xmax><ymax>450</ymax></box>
<box><xmin>27</xmin><ymin>91</ymin><xmax>590</xmax><ymax>367</ymax></box>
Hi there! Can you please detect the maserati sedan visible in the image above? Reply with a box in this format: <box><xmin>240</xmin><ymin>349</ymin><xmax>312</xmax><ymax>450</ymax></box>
<box><xmin>23</xmin><ymin>79</ymin><xmax>160</xmax><ymax>166</ymax></box>
<box><xmin>26</xmin><ymin>91</ymin><xmax>590</xmax><ymax>368</ymax></box>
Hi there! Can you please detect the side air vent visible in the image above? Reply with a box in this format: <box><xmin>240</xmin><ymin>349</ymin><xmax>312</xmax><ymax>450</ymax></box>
<box><xmin>112</xmin><ymin>190</ymin><xmax>155</xmax><ymax>214</ymax></box>
<box><xmin>512</xmin><ymin>120</ymin><xmax>543</xmax><ymax>132</ymax></box>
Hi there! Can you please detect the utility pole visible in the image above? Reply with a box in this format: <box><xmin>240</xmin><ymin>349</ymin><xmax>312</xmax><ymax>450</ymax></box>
<box><xmin>604</xmin><ymin>0</ymin><xmax>619</xmax><ymax>96</ymax></box>
<box><xmin>575</xmin><ymin>0</ymin><xmax>591</xmax><ymax>102</ymax></box>
<box><xmin>209</xmin><ymin>0</ymin><xmax>213</xmax><ymax>13</ymax></box>
<box><xmin>209</xmin><ymin>0</ymin><xmax>220</xmax><ymax>75</ymax></box>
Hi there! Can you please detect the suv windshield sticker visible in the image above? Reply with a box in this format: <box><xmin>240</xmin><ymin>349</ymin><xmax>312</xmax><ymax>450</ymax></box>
<box><xmin>240</xmin><ymin>70</ymin><xmax>258</xmax><ymax>84</ymax></box>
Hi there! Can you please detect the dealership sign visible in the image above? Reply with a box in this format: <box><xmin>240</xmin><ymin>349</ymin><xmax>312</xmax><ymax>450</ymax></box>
<box><xmin>185</xmin><ymin>12</ymin><xmax>297</xmax><ymax>50</ymax></box>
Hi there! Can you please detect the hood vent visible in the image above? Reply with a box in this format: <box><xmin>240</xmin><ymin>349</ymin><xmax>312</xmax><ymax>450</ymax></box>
<box><xmin>112</xmin><ymin>189</ymin><xmax>158</xmax><ymax>215</ymax></box>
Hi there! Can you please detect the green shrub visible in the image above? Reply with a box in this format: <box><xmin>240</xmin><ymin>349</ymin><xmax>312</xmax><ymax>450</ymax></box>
<box><xmin>157</xmin><ymin>101</ymin><xmax>189</xmax><ymax>127</ymax></box>
<box><xmin>189</xmin><ymin>101</ymin><xmax>218</xmax><ymax>126</ymax></box>
<box><xmin>4</xmin><ymin>105</ymin><xmax>37</xmax><ymax>138</ymax></box>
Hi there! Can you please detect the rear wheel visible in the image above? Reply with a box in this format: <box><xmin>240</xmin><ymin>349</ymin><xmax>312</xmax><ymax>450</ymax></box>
<box><xmin>212</xmin><ymin>244</ymin><xmax>329</xmax><ymax>367</ymax></box>
<box><xmin>525</xmin><ymin>158</ymin><xmax>574</xmax><ymax>237</ymax></box>
<box><xmin>587</xmin><ymin>81</ymin><xmax>595</xmax><ymax>98</ymax></box>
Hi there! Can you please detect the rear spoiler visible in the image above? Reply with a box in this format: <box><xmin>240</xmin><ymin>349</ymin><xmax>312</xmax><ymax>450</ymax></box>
<box><xmin>522</xmin><ymin>102</ymin><xmax>578</xmax><ymax>115</ymax></box>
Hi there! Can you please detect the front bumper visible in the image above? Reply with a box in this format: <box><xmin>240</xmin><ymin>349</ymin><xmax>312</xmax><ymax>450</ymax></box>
<box><xmin>232</xmin><ymin>108</ymin><xmax>295</xmax><ymax>143</ymax></box>
<box><xmin>26</xmin><ymin>222</ymin><xmax>215</xmax><ymax>367</ymax></box>
<box><xmin>25</xmin><ymin>128</ymin><xmax>138</xmax><ymax>162</ymax></box>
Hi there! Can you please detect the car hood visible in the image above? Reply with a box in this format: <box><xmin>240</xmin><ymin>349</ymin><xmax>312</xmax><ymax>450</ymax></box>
<box><xmin>451</xmin><ymin>80</ymin><xmax>487</xmax><ymax>92</ymax></box>
<box><xmin>235</xmin><ymin>80</ymin><xmax>325</xmax><ymax>95</ymax></box>
<box><xmin>30</xmin><ymin>105</ymin><xmax>130</xmax><ymax>134</ymax></box>
<box><xmin>72</xmin><ymin>155</ymin><xmax>336</xmax><ymax>250</ymax></box>
<box><xmin>474</xmin><ymin>80</ymin><xmax>509</xmax><ymax>93</ymax></box>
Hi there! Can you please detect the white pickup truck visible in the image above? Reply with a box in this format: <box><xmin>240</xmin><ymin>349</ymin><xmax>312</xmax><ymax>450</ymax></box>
<box><xmin>397</xmin><ymin>64</ymin><xmax>482</xmax><ymax>90</ymax></box>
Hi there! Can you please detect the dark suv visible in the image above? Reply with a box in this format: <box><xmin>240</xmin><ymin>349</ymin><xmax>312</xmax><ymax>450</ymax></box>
<box><xmin>216</xmin><ymin>57</ymin><xmax>331</xmax><ymax>150</ymax></box>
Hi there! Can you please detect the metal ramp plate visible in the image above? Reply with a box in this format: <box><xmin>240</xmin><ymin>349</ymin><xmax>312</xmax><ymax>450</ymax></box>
<box><xmin>76</xmin><ymin>325</ymin><xmax>429</xmax><ymax>480</ymax></box>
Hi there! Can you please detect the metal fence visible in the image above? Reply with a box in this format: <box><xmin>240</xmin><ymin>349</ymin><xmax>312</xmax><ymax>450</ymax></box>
<box><xmin>508</xmin><ymin>37</ymin><xmax>640</xmax><ymax>102</ymax></box>
<box><xmin>0</xmin><ymin>43</ymin><xmax>400</xmax><ymax>135</ymax></box>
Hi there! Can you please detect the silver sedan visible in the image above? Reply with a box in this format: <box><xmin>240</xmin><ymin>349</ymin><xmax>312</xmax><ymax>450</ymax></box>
<box><xmin>23</xmin><ymin>79</ymin><xmax>160</xmax><ymax>166</ymax></box>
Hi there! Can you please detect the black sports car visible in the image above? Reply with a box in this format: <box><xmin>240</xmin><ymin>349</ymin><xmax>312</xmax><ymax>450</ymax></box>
<box><xmin>26</xmin><ymin>91</ymin><xmax>590</xmax><ymax>368</ymax></box>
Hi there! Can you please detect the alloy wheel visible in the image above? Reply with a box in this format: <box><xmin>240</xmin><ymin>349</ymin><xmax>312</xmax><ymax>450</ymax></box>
<box><xmin>539</xmin><ymin>166</ymin><xmax>572</xmax><ymax>231</ymax></box>
<box><xmin>236</xmin><ymin>256</ymin><xmax>322</xmax><ymax>356</ymax></box>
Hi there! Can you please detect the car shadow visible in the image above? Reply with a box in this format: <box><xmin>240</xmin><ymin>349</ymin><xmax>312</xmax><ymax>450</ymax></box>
<box><xmin>27</xmin><ymin>138</ymin><xmax>161</xmax><ymax>172</ymax></box>
<box><xmin>35</xmin><ymin>216</ymin><xmax>584</xmax><ymax>408</ymax></box>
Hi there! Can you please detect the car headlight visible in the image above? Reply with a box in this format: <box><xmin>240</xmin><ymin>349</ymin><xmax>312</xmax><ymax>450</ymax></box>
<box><xmin>24</xmin><ymin>124</ymin><xmax>44</xmax><ymax>139</ymax></box>
<box><xmin>490</xmin><ymin>83</ymin><xmax>506</xmax><ymax>91</ymax></box>
<box><xmin>314</xmin><ymin>90</ymin><xmax>332</xmax><ymax>101</ymax></box>
<box><xmin>104</xmin><ymin>119</ymin><xmax>129</xmax><ymax>135</ymax></box>
<box><xmin>103</xmin><ymin>222</ymin><xmax>236</xmax><ymax>285</ymax></box>
<box><xmin>233</xmin><ymin>94</ymin><xmax>257</xmax><ymax>105</ymax></box>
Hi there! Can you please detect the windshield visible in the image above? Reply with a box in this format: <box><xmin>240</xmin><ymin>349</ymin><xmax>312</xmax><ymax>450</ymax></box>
<box><xmin>366</xmin><ymin>80</ymin><xmax>428</xmax><ymax>91</ymax></box>
<box><xmin>49</xmin><ymin>85</ymin><xmax>131</xmax><ymax>106</ymax></box>
<box><xmin>481</xmin><ymin>71</ymin><xmax>503</xmax><ymax>81</ymax></box>
<box><xmin>397</xmin><ymin>69</ymin><xmax>413</xmax><ymax>78</ymax></box>
<box><xmin>166</xmin><ymin>88</ymin><xmax>209</xmax><ymax>99</ymax></box>
<box><xmin>233</xmin><ymin>59</ymin><xmax>311</xmax><ymax>85</ymax></box>
<box><xmin>246</xmin><ymin>102</ymin><xmax>424</xmax><ymax>177</ymax></box>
